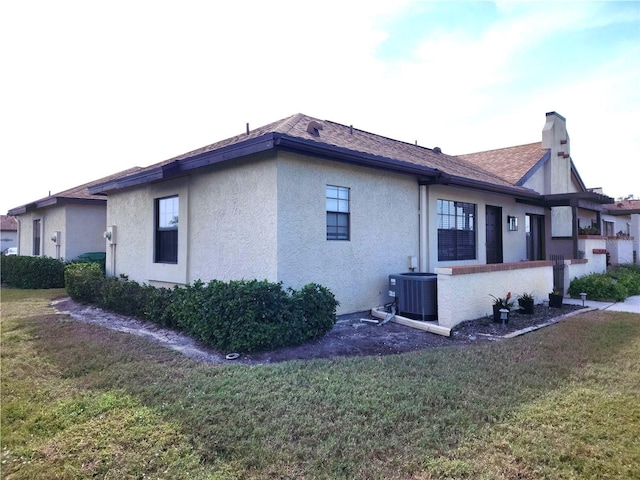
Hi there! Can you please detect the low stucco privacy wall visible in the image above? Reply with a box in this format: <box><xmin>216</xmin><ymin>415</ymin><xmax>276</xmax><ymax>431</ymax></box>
<box><xmin>606</xmin><ymin>237</ymin><xmax>634</xmax><ymax>265</ymax></box>
<box><xmin>435</xmin><ymin>261</ymin><xmax>554</xmax><ymax>329</ymax></box>
<box><xmin>577</xmin><ymin>236</ymin><xmax>607</xmax><ymax>274</ymax></box>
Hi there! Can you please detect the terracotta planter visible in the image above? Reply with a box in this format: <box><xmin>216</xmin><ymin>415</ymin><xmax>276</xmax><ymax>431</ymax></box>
<box><xmin>549</xmin><ymin>293</ymin><xmax>563</xmax><ymax>308</ymax></box>
<box><xmin>518</xmin><ymin>298</ymin><xmax>534</xmax><ymax>314</ymax></box>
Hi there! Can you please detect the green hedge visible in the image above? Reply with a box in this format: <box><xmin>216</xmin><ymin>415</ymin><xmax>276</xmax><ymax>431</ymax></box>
<box><xmin>608</xmin><ymin>264</ymin><xmax>640</xmax><ymax>297</ymax></box>
<box><xmin>63</xmin><ymin>268</ymin><xmax>339</xmax><ymax>353</ymax></box>
<box><xmin>64</xmin><ymin>263</ymin><xmax>104</xmax><ymax>302</ymax></box>
<box><xmin>568</xmin><ymin>264</ymin><xmax>640</xmax><ymax>302</ymax></box>
<box><xmin>1</xmin><ymin>255</ymin><xmax>65</xmax><ymax>289</ymax></box>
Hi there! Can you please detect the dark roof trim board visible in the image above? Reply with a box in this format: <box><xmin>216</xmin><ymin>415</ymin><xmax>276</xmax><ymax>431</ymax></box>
<box><xmin>516</xmin><ymin>150</ymin><xmax>550</xmax><ymax>186</ymax></box>
<box><xmin>608</xmin><ymin>208</ymin><xmax>640</xmax><ymax>216</ymax></box>
<box><xmin>90</xmin><ymin>135</ymin><xmax>278</xmax><ymax>194</ymax></box>
<box><xmin>8</xmin><ymin>197</ymin><xmax>105</xmax><ymax>215</ymax></box>
<box><xmin>569</xmin><ymin>159</ymin><xmax>588</xmax><ymax>192</ymax></box>
<box><xmin>8</xmin><ymin>166</ymin><xmax>143</xmax><ymax>215</ymax></box>
<box><xmin>89</xmin><ymin>132</ymin><xmax>543</xmax><ymax>201</ymax></box>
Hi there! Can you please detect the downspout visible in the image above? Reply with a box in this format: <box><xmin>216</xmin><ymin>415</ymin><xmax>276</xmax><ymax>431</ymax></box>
<box><xmin>419</xmin><ymin>185</ymin><xmax>428</xmax><ymax>272</ymax></box>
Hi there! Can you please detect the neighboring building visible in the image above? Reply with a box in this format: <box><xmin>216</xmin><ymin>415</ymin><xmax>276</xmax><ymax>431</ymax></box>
<box><xmin>1</xmin><ymin>215</ymin><xmax>18</xmax><ymax>254</ymax></box>
<box><xmin>88</xmin><ymin>111</ymin><xmax>613</xmax><ymax>323</ymax></box>
<box><xmin>7</xmin><ymin>168</ymin><xmax>141</xmax><ymax>261</ymax></box>
<box><xmin>603</xmin><ymin>199</ymin><xmax>640</xmax><ymax>265</ymax></box>
<box><xmin>459</xmin><ymin>112</ymin><xmax>613</xmax><ymax>262</ymax></box>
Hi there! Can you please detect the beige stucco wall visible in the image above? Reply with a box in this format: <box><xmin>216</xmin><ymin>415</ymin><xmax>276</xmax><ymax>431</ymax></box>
<box><xmin>521</xmin><ymin>164</ymin><xmax>546</xmax><ymax>194</ymax></box>
<box><xmin>436</xmin><ymin>264</ymin><xmax>553</xmax><ymax>328</ymax></box>
<box><xmin>105</xmin><ymin>151</ymin><xmax>560</xmax><ymax>316</ymax></box>
<box><xmin>40</xmin><ymin>207</ymin><xmax>65</xmax><ymax>259</ymax></box>
<box><xmin>14</xmin><ymin>205</ymin><xmax>105</xmax><ymax>260</ymax></box>
<box><xmin>105</xmin><ymin>189</ymin><xmax>147</xmax><ymax>280</ymax></box>
<box><xmin>275</xmin><ymin>153</ymin><xmax>420</xmax><ymax>314</ymax></box>
<box><xmin>106</xmin><ymin>154</ymin><xmax>279</xmax><ymax>286</ymax></box>
<box><xmin>187</xmin><ymin>154</ymin><xmax>279</xmax><ymax>284</ymax></box>
<box><xmin>105</xmin><ymin>177</ymin><xmax>190</xmax><ymax>284</ymax></box>
<box><xmin>15</xmin><ymin>212</ymin><xmax>35</xmax><ymax>256</ymax></box>
<box><xmin>105</xmin><ymin>152</ymin><xmax>420</xmax><ymax>314</ymax></box>
<box><xmin>65</xmin><ymin>204</ymin><xmax>107</xmax><ymax>260</ymax></box>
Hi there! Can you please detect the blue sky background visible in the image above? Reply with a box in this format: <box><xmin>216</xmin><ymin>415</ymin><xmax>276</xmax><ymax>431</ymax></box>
<box><xmin>1</xmin><ymin>1</ymin><xmax>638</xmax><ymax>214</ymax></box>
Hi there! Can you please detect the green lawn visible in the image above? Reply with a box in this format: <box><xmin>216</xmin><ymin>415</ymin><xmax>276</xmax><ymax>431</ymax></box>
<box><xmin>1</xmin><ymin>288</ymin><xmax>639</xmax><ymax>479</ymax></box>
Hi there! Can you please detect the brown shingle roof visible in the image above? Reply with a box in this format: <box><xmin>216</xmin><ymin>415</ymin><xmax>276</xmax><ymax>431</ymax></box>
<box><xmin>607</xmin><ymin>199</ymin><xmax>640</xmax><ymax>215</ymax></box>
<box><xmin>103</xmin><ymin>113</ymin><xmax>525</xmax><ymax>193</ymax></box>
<box><xmin>458</xmin><ymin>142</ymin><xmax>548</xmax><ymax>185</ymax></box>
<box><xmin>1</xmin><ymin>215</ymin><xmax>17</xmax><ymax>231</ymax></box>
<box><xmin>8</xmin><ymin>166</ymin><xmax>144</xmax><ymax>215</ymax></box>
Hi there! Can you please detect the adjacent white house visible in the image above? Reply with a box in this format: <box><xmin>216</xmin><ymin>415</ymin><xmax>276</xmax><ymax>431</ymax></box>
<box><xmin>1</xmin><ymin>215</ymin><xmax>18</xmax><ymax>254</ymax></box>
<box><xmin>7</xmin><ymin>168</ymin><xmax>141</xmax><ymax>261</ymax></box>
<box><xmin>603</xmin><ymin>199</ymin><xmax>640</xmax><ymax>265</ymax></box>
<box><xmin>86</xmin><ymin>111</ymin><xmax>614</xmax><ymax>327</ymax></box>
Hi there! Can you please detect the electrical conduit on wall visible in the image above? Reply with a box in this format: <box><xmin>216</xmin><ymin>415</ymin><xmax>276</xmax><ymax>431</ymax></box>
<box><xmin>419</xmin><ymin>185</ymin><xmax>428</xmax><ymax>272</ymax></box>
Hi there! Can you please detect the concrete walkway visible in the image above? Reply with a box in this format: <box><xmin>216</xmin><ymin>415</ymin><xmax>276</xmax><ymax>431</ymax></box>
<box><xmin>563</xmin><ymin>294</ymin><xmax>640</xmax><ymax>313</ymax></box>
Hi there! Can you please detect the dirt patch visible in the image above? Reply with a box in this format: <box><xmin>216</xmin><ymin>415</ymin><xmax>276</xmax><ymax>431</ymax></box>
<box><xmin>51</xmin><ymin>297</ymin><xmax>588</xmax><ymax>365</ymax></box>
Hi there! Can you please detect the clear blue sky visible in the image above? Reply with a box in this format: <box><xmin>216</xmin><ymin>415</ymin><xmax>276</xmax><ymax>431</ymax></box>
<box><xmin>1</xmin><ymin>1</ymin><xmax>638</xmax><ymax>214</ymax></box>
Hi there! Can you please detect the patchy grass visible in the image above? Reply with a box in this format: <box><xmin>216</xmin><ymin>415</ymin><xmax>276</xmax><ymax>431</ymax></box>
<box><xmin>1</xmin><ymin>288</ymin><xmax>639</xmax><ymax>479</ymax></box>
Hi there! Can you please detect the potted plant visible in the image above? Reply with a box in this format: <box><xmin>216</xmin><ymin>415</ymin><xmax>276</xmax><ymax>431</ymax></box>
<box><xmin>549</xmin><ymin>287</ymin><xmax>563</xmax><ymax>308</ymax></box>
<box><xmin>517</xmin><ymin>292</ymin><xmax>534</xmax><ymax>314</ymax></box>
<box><xmin>490</xmin><ymin>292</ymin><xmax>514</xmax><ymax>323</ymax></box>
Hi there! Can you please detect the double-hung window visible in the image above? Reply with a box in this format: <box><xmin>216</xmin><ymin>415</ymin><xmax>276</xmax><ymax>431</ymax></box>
<box><xmin>326</xmin><ymin>185</ymin><xmax>350</xmax><ymax>240</ymax></box>
<box><xmin>155</xmin><ymin>196</ymin><xmax>179</xmax><ymax>263</ymax></box>
<box><xmin>437</xmin><ymin>199</ymin><xmax>476</xmax><ymax>261</ymax></box>
<box><xmin>33</xmin><ymin>219</ymin><xmax>41</xmax><ymax>256</ymax></box>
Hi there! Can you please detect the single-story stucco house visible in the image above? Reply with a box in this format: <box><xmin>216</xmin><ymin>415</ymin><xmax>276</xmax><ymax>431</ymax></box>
<box><xmin>7</xmin><ymin>167</ymin><xmax>141</xmax><ymax>262</ymax></box>
<box><xmin>84</xmin><ymin>111</ymin><xmax>613</xmax><ymax>330</ymax></box>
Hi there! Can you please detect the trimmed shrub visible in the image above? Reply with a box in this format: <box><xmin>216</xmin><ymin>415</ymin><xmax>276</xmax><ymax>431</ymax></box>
<box><xmin>1</xmin><ymin>255</ymin><xmax>65</xmax><ymax>289</ymax></box>
<box><xmin>569</xmin><ymin>264</ymin><xmax>640</xmax><ymax>302</ymax></box>
<box><xmin>64</xmin><ymin>263</ymin><xmax>104</xmax><ymax>303</ymax></box>
<box><xmin>608</xmin><ymin>264</ymin><xmax>640</xmax><ymax>297</ymax></box>
<box><xmin>166</xmin><ymin>279</ymin><xmax>313</xmax><ymax>352</ymax></box>
<box><xmin>98</xmin><ymin>276</ymin><xmax>147</xmax><ymax>318</ymax></box>
<box><xmin>57</xmin><ymin>270</ymin><xmax>339</xmax><ymax>353</ymax></box>
<box><xmin>142</xmin><ymin>284</ymin><xmax>178</xmax><ymax>328</ymax></box>
<box><xmin>289</xmin><ymin>283</ymin><xmax>341</xmax><ymax>342</ymax></box>
<box><xmin>568</xmin><ymin>272</ymin><xmax>628</xmax><ymax>302</ymax></box>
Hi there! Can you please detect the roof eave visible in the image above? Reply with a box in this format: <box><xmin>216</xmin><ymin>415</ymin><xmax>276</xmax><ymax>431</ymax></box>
<box><xmin>8</xmin><ymin>197</ymin><xmax>105</xmax><ymax>215</ymax></box>
<box><xmin>275</xmin><ymin>134</ymin><xmax>542</xmax><ymax>200</ymax></box>
<box><xmin>89</xmin><ymin>134</ymin><xmax>279</xmax><ymax>194</ymax></box>
<box><xmin>608</xmin><ymin>208</ymin><xmax>640</xmax><ymax>216</ymax></box>
<box><xmin>7</xmin><ymin>204</ymin><xmax>31</xmax><ymax>215</ymax></box>
<box><xmin>87</xmin><ymin>131</ymin><xmax>541</xmax><ymax>201</ymax></box>
<box><xmin>89</xmin><ymin>166</ymin><xmax>171</xmax><ymax>194</ymax></box>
